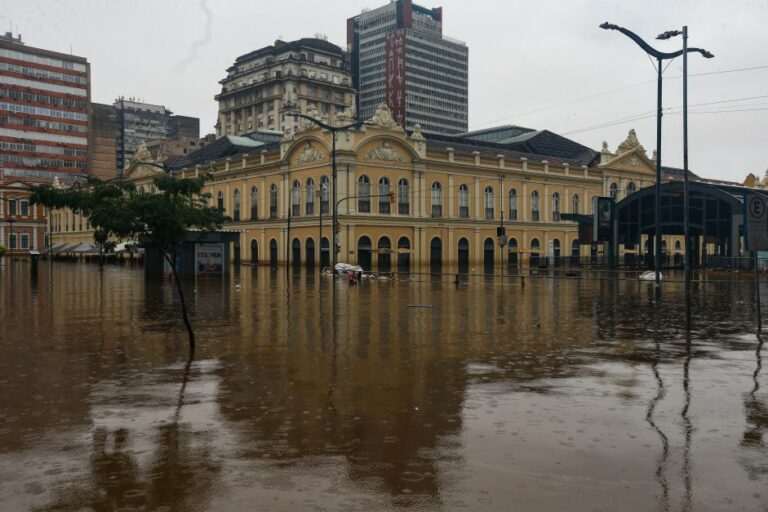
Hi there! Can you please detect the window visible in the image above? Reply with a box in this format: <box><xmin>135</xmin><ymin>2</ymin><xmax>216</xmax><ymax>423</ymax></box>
<box><xmin>269</xmin><ymin>184</ymin><xmax>277</xmax><ymax>218</ymax></box>
<box><xmin>398</xmin><ymin>178</ymin><xmax>410</xmax><ymax>215</ymax></box>
<box><xmin>431</xmin><ymin>182</ymin><xmax>443</xmax><ymax>217</ymax></box>
<box><xmin>552</xmin><ymin>192</ymin><xmax>560</xmax><ymax>221</ymax></box>
<box><xmin>9</xmin><ymin>233</ymin><xmax>16</xmax><ymax>249</ymax></box>
<box><xmin>217</xmin><ymin>191</ymin><xmax>224</xmax><ymax>212</ymax></box>
<box><xmin>459</xmin><ymin>184</ymin><xmax>469</xmax><ymax>218</ymax></box>
<box><xmin>20</xmin><ymin>200</ymin><xmax>29</xmax><ymax>216</ymax></box>
<box><xmin>484</xmin><ymin>186</ymin><xmax>494</xmax><ymax>219</ymax></box>
<box><xmin>301</xmin><ymin>178</ymin><xmax>312</xmax><ymax>215</ymax></box>
<box><xmin>320</xmin><ymin>175</ymin><xmax>329</xmax><ymax>214</ymax></box>
<box><xmin>572</xmin><ymin>194</ymin><xmax>580</xmax><ymax>214</ymax></box>
<box><xmin>20</xmin><ymin>233</ymin><xmax>29</xmax><ymax>249</ymax></box>
<box><xmin>627</xmin><ymin>182</ymin><xmax>637</xmax><ymax>195</ymax></box>
<box><xmin>233</xmin><ymin>189</ymin><xmax>241</xmax><ymax>221</ymax></box>
<box><xmin>610</xmin><ymin>182</ymin><xmax>618</xmax><ymax>199</ymax></box>
<box><xmin>378</xmin><ymin>177</ymin><xmax>390</xmax><ymax>214</ymax></box>
<box><xmin>508</xmin><ymin>189</ymin><xmax>517</xmax><ymax>220</ymax></box>
<box><xmin>250</xmin><ymin>186</ymin><xmax>258</xmax><ymax>219</ymax></box>
<box><xmin>531</xmin><ymin>190</ymin><xmax>540</xmax><ymax>221</ymax></box>
<box><xmin>8</xmin><ymin>199</ymin><xmax>16</xmax><ymax>216</ymax></box>
<box><xmin>358</xmin><ymin>175</ymin><xmax>371</xmax><ymax>213</ymax></box>
<box><xmin>292</xmin><ymin>180</ymin><xmax>301</xmax><ymax>217</ymax></box>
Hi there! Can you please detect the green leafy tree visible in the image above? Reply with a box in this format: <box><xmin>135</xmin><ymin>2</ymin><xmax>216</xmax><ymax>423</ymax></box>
<box><xmin>31</xmin><ymin>175</ymin><xmax>226</xmax><ymax>356</ymax></box>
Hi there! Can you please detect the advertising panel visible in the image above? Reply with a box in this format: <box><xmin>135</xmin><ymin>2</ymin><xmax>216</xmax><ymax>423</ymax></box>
<box><xmin>592</xmin><ymin>196</ymin><xmax>613</xmax><ymax>242</ymax></box>
<box><xmin>195</xmin><ymin>243</ymin><xmax>224</xmax><ymax>275</ymax></box>
<box><xmin>385</xmin><ymin>29</ymin><xmax>406</xmax><ymax>128</ymax></box>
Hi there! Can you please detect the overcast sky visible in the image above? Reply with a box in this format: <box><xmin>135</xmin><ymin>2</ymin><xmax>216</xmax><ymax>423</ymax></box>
<box><xmin>3</xmin><ymin>0</ymin><xmax>767</xmax><ymax>182</ymax></box>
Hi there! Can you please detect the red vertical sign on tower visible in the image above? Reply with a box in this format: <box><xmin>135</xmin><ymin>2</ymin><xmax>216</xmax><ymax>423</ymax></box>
<box><xmin>385</xmin><ymin>29</ymin><xmax>406</xmax><ymax>128</ymax></box>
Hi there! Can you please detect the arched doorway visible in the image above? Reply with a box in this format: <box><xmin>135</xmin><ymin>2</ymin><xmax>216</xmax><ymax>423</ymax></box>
<box><xmin>269</xmin><ymin>239</ymin><xmax>278</xmax><ymax>267</ymax></box>
<box><xmin>358</xmin><ymin>236</ymin><xmax>372</xmax><ymax>271</ymax></box>
<box><xmin>483</xmin><ymin>237</ymin><xmax>495</xmax><ymax>273</ymax></box>
<box><xmin>378</xmin><ymin>237</ymin><xmax>392</xmax><ymax>274</ymax></box>
<box><xmin>552</xmin><ymin>239</ymin><xmax>561</xmax><ymax>266</ymax></box>
<box><xmin>508</xmin><ymin>238</ymin><xmax>518</xmax><ymax>268</ymax></box>
<box><xmin>292</xmin><ymin>238</ymin><xmax>301</xmax><ymax>268</ymax></box>
<box><xmin>430</xmin><ymin>237</ymin><xmax>442</xmax><ymax>274</ymax></box>
<box><xmin>233</xmin><ymin>241</ymin><xmax>241</xmax><ymax>265</ymax></box>
<box><xmin>530</xmin><ymin>238</ymin><xmax>541</xmax><ymax>267</ymax></box>
<box><xmin>397</xmin><ymin>237</ymin><xmax>411</xmax><ymax>273</ymax></box>
<box><xmin>458</xmin><ymin>237</ymin><xmax>470</xmax><ymax>274</ymax></box>
<box><xmin>570</xmin><ymin>239</ymin><xmax>580</xmax><ymax>265</ymax></box>
<box><xmin>251</xmin><ymin>239</ymin><xmax>259</xmax><ymax>265</ymax></box>
<box><xmin>320</xmin><ymin>237</ymin><xmax>330</xmax><ymax>269</ymax></box>
<box><xmin>305</xmin><ymin>238</ymin><xmax>315</xmax><ymax>269</ymax></box>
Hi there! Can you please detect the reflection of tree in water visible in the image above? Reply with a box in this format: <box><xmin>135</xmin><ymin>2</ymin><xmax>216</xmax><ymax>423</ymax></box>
<box><xmin>39</xmin><ymin>364</ymin><xmax>221</xmax><ymax>512</ymax></box>
<box><xmin>741</xmin><ymin>333</ymin><xmax>767</xmax><ymax>478</ymax></box>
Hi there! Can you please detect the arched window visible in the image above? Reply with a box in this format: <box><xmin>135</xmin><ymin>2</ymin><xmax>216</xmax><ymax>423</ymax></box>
<box><xmin>458</xmin><ymin>237</ymin><xmax>470</xmax><ymax>272</ymax></box>
<box><xmin>269</xmin><ymin>184</ymin><xmax>277</xmax><ymax>218</ymax></box>
<box><xmin>378</xmin><ymin>236</ymin><xmax>392</xmax><ymax>272</ymax></box>
<box><xmin>398</xmin><ymin>178</ymin><xmax>410</xmax><ymax>215</ymax></box>
<box><xmin>138</xmin><ymin>185</ymin><xmax>145</xmax><ymax>195</ymax></box>
<box><xmin>627</xmin><ymin>181</ymin><xmax>637</xmax><ymax>195</ymax></box>
<box><xmin>358</xmin><ymin>175</ymin><xmax>371</xmax><ymax>213</ymax></box>
<box><xmin>572</xmin><ymin>194</ymin><xmax>579</xmax><ymax>214</ymax></box>
<box><xmin>570</xmin><ymin>239</ymin><xmax>580</xmax><ymax>264</ymax></box>
<box><xmin>305</xmin><ymin>177</ymin><xmax>315</xmax><ymax>215</ymax></box>
<box><xmin>675</xmin><ymin>240</ymin><xmax>682</xmax><ymax>252</ymax></box>
<box><xmin>431</xmin><ymin>182</ymin><xmax>443</xmax><ymax>217</ymax></box>
<box><xmin>553</xmin><ymin>238</ymin><xmax>561</xmax><ymax>258</ymax></box>
<box><xmin>552</xmin><ymin>192</ymin><xmax>560</xmax><ymax>221</ymax></box>
<box><xmin>250</xmin><ymin>186</ymin><xmax>257</xmax><ymax>219</ymax></box>
<box><xmin>459</xmin><ymin>184</ymin><xmax>469</xmax><ymax>218</ymax></box>
<box><xmin>610</xmin><ymin>182</ymin><xmax>618</xmax><ymax>199</ymax></box>
<box><xmin>530</xmin><ymin>238</ymin><xmax>541</xmax><ymax>267</ymax></box>
<box><xmin>508</xmin><ymin>189</ymin><xmax>517</xmax><ymax>220</ymax></box>
<box><xmin>357</xmin><ymin>235</ymin><xmax>372</xmax><ymax>270</ymax></box>
<box><xmin>291</xmin><ymin>180</ymin><xmax>301</xmax><ymax>217</ymax></box>
<box><xmin>233</xmin><ymin>188</ymin><xmax>241</xmax><ymax>221</ymax></box>
<box><xmin>269</xmin><ymin>238</ymin><xmax>278</xmax><ymax>266</ymax></box>
<box><xmin>484</xmin><ymin>186</ymin><xmax>494</xmax><ymax>219</ymax></box>
<box><xmin>531</xmin><ymin>190</ymin><xmax>540</xmax><ymax>221</ymax></box>
<box><xmin>320</xmin><ymin>175</ymin><xmax>329</xmax><ymax>214</ymax></box>
<box><xmin>483</xmin><ymin>237</ymin><xmax>495</xmax><ymax>271</ymax></box>
<box><xmin>378</xmin><ymin>177</ymin><xmax>391</xmax><ymax>214</ymax></box>
<box><xmin>397</xmin><ymin>236</ymin><xmax>411</xmax><ymax>272</ymax></box>
<box><xmin>217</xmin><ymin>191</ymin><xmax>224</xmax><ymax>212</ymax></box>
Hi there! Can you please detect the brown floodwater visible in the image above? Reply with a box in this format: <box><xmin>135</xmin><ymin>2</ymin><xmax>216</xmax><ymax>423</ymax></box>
<box><xmin>0</xmin><ymin>261</ymin><xmax>766</xmax><ymax>511</ymax></box>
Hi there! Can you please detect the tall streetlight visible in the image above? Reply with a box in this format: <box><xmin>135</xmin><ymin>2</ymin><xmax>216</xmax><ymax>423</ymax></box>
<box><xmin>657</xmin><ymin>26</ymin><xmax>713</xmax><ymax>294</ymax></box>
<box><xmin>599</xmin><ymin>22</ymin><xmax>712</xmax><ymax>288</ymax></box>
<box><xmin>289</xmin><ymin>113</ymin><xmax>362</xmax><ymax>269</ymax></box>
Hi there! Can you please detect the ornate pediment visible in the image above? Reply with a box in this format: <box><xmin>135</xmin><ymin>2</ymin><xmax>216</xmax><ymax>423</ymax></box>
<box><xmin>125</xmin><ymin>162</ymin><xmax>164</xmax><ymax>180</ymax></box>
<box><xmin>365</xmin><ymin>141</ymin><xmax>405</xmax><ymax>163</ymax></box>
<box><xmin>295</xmin><ymin>141</ymin><xmax>325</xmax><ymax>164</ymax></box>
<box><xmin>617</xmin><ymin>129</ymin><xmax>646</xmax><ymax>155</ymax></box>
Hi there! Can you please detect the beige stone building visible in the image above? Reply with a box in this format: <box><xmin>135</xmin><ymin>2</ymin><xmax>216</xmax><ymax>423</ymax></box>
<box><xmin>215</xmin><ymin>38</ymin><xmax>356</xmax><ymax>137</ymax></box>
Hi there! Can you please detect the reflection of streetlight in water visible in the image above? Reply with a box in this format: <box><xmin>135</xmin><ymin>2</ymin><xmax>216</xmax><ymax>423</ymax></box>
<box><xmin>742</xmin><ymin>334</ymin><xmax>766</xmax><ymax>449</ymax></box>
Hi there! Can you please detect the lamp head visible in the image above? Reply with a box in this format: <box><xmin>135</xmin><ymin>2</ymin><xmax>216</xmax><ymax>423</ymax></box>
<box><xmin>599</xmin><ymin>22</ymin><xmax>619</xmax><ymax>31</ymax></box>
<box><xmin>700</xmin><ymin>49</ymin><xmax>714</xmax><ymax>58</ymax></box>
<box><xmin>656</xmin><ymin>30</ymin><xmax>682</xmax><ymax>40</ymax></box>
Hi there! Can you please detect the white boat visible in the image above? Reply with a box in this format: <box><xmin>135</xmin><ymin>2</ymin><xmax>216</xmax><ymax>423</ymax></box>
<box><xmin>639</xmin><ymin>270</ymin><xmax>663</xmax><ymax>281</ymax></box>
<box><xmin>334</xmin><ymin>262</ymin><xmax>363</xmax><ymax>274</ymax></box>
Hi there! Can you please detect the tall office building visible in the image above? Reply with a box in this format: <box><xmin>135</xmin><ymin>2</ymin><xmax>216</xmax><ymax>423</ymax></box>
<box><xmin>215</xmin><ymin>38</ymin><xmax>356</xmax><ymax>136</ymax></box>
<box><xmin>0</xmin><ymin>32</ymin><xmax>90</xmax><ymax>183</ymax></box>
<box><xmin>347</xmin><ymin>0</ymin><xmax>468</xmax><ymax>134</ymax></box>
<box><xmin>112</xmin><ymin>98</ymin><xmax>200</xmax><ymax>174</ymax></box>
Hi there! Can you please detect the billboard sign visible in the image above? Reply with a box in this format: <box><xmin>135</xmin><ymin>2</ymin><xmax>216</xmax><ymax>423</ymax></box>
<box><xmin>592</xmin><ymin>196</ymin><xmax>613</xmax><ymax>242</ymax></box>
<box><xmin>195</xmin><ymin>243</ymin><xmax>224</xmax><ymax>275</ymax></box>
<box><xmin>745</xmin><ymin>192</ymin><xmax>768</xmax><ymax>251</ymax></box>
<box><xmin>385</xmin><ymin>29</ymin><xmax>406</xmax><ymax>128</ymax></box>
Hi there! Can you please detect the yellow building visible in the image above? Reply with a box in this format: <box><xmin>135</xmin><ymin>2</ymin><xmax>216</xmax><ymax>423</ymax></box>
<box><xmin>57</xmin><ymin>105</ymin><xmax>685</xmax><ymax>270</ymax></box>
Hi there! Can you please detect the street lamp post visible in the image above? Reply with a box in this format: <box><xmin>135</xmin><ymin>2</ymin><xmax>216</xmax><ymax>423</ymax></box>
<box><xmin>657</xmin><ymin>26</ymin><xmax>713</xmax><ymax>294</ymax></box>
<box><xmin>599</xmin><ymin>23</ymin><xmax>712</xmax><ymax>288</ymax></box>
<box><xmin>289</xmin><ymin>113</ymin><xmax>363</xmax><ymax>269</ymax></box>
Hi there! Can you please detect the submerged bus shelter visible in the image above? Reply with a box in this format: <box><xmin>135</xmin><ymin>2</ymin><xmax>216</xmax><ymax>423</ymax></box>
<box><xmin>141</xmin><ymin>231</ymin><xmax>240</xmax><ymax>279</ymax></box>
<box><xmin>614</xmin><ymin>180</ymin><xmax>762</xmax><ymax>268</ymax></box>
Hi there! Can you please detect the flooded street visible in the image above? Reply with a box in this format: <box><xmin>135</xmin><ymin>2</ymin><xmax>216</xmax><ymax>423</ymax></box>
<box><xmin>0</xmin><ymin>262</ymin><xmax>766</xmax><ymax>511</ymax></box>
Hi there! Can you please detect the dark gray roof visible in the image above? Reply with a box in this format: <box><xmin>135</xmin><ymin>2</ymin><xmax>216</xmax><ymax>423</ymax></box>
<box><xmin>165</xmin><ymin>136</ymin><xmax>278</xmax><ymax>171</ymax></box>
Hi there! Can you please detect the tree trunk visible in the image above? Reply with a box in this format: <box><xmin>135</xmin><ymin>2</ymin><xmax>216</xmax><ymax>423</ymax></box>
<box><xmin>163</xmin><ymin>251</ymin><xmax>196</xmax><ymax>355</ymax></box>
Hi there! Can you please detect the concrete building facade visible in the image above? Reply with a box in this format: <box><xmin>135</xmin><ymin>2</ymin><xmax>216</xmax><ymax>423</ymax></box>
<box><xmin>0</xmin><ymin>32</ymin><xmax>90</xmax><ymax>184</ymax></box>
<box><xmin>347</xmin><ymin>0</ymin><xmax>468</xmax><ymax>134</ymax></box>
<box><xmin>215</xmin><ymin>38</ymin><xmax>356</xmax><ymax>137</ymax></box>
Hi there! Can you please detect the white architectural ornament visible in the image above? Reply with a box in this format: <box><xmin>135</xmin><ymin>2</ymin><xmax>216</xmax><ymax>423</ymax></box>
<box><xmin>629</xmin><ymin>155</ymin><xmax>639</xmax><ymax>166</ymax></box>
<box><xmin>366</xmin><ymin>103</ymin><xmax>399</xmax><ymax>129</ymax></box>
<box><xmin>296</xmin><ymin>142</ymin><xmax>325</xmax><ymax>164</ymax></box>
<box><xmin>617</xmin><ymin>128</ymin><xmax>646</xmax><ymax>156</ymax></box>
<box><xmin>365</xmin><ymin>141</ymin><xmax>405</xmax><ymax>163</ymax></box>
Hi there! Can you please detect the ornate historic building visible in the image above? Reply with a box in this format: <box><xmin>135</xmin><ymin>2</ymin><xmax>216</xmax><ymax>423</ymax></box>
<box><xmin>105</xmin><ymin>105</ymin><xmax>682</xmax><ymax>272</ymax></box>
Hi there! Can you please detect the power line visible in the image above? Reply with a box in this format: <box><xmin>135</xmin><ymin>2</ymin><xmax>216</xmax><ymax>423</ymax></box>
<box><xmin>470</xmin><ymin>63</ymin><xmax>768</xmax><ymax>130</ymax></box>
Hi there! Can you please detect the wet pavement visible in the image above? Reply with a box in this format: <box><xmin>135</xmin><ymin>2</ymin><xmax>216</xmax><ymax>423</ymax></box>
<box><xmin>0</xmin><ymin>261</ymin><xmax>766</xmax><ymax>511</ymax></box>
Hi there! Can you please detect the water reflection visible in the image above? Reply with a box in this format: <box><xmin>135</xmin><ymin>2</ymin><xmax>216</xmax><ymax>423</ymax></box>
<box><xmin>0</xmin><ymin>263</ymin><xmax>766</xmax><ymax>511</ymax></box>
